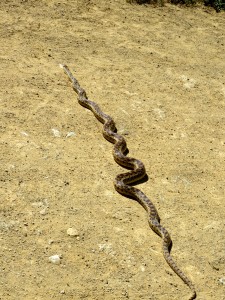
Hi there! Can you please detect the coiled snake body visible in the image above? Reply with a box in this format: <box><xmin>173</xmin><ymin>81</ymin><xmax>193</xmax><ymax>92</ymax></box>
<box><xmin>60</xmin><ymin>64</ymin><xmax>196</xmax><ymax>300</ymax></box>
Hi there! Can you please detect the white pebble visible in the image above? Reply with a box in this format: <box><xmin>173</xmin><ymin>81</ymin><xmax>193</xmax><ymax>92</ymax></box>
<box><xmin>66</xmin><ymin>131</ymin><xmax>76</xmax><ymax>138</ymax></box>
<box><xmin>219</xmin><ymin>277</ymin><xmax>225</xmax><ymax>285</ymax></box>
<box><xmin>140</xmin><ymin>264</ymin><xmax>146</xmax><ymax>272</ymax></box>
<box><xmin>40</xmin><ymin>208</ymin><xmax>47</xmax><ymax>215</ymax></box>
<box><xmin>48</xmin><ymin>254</ymin><xmax>61</xmax><ymax>264</ymax></box>
<box><xmin>21</xmin><ymin>131</ymin><xmax>29</xmax><ymax>136</ymax></box>
<box><xmin>51</xmin><ymin>128</ymin><xmax>61</xmax><ymax>137</ymax></box>
<box><xmin>67</xmin><ymin>227</ymin><xmax>79</xmax><ymax>237</ymax></box>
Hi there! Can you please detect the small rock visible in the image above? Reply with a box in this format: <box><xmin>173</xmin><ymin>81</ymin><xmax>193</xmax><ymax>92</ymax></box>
<box><xmin>66</xmin><ymin>131</ymin><xmax>76</xmax><ymax>138</ymax></box>
<box><xmin>219</xmin><ymin>277</ymin><xmax>225</xmax><ymax>285</ymax></box>
<box><xmin>49</xmin><ymin>254</ymin><xmax>61</xmax><ymax>264</ymax></box>
<box><xmin>21</xmin><ymin>131</ymin><xmax>29</xmax><ymax>136</ymax></box>
<box><xmin>51</xmin><ymin>128</ymin><xmax>61</xmax><ymax>137</ymax></box>
<box><xmin>67</xmin><ymin>227</ymin><xmax>79</xmax><ymax>237</ymax></box>
<box><xmin>40</xmin><ymin>208</ymin><xmax>47</xmax><ymax>215</ymax></box>
<box><xmin>140</xmin><ymin>264</ymin><xmax>146</xmax><ymax>272</ymax></box>
<box><xmin>209</xmin><ymin>256</ymin><xmax>225</xmax><ymax>271</ymax></box>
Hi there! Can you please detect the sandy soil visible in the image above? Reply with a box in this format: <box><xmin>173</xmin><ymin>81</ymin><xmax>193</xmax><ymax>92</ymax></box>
<box><xmin>0</xmin><ymin>1</ymin><xmax>225</xmax><ymax>299</ymax></box>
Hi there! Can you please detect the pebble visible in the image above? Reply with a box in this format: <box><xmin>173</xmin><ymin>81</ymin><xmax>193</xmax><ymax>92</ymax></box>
<box><xmin>66</xmin><ymin>131</ymin><xmax>76</xmax><ymax>138</ymax></box>
<box><xmin>21</xmin><ymin>131</ymin><xmax>29</xmax><ymax>136</ymax></box>
<box><xmin>67</xmin><ymin>227</ymin><xmax>79</xmax><ymax>238</ymax></box>
<box><xmin>51</xmin><ymin>128</ymin><xmax>61</xmax><ymax>137</ymax></box>
<box><xmin>219</xmin><ymin>277</ymin><xmax>225</xmax><ymax>285</ymax></box>
<box><xmin>40</xmin><ymin>208</ymin><xmax>47</xmax><ymax>215</ymax></box>
<box><xmin>48</xmin><ymin>254</ymin><xmax>61</xmax><ymax>264</ymax></box>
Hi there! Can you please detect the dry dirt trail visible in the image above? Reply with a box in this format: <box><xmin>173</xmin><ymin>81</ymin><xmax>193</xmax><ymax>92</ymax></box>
<box><xmin>0</xmin><ymin>1</ymin><xmax>225</xmax><ymax>299</ymax></box>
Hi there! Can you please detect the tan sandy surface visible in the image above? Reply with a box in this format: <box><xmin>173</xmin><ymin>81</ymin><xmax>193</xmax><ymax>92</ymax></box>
<box><xmin>0</xmin><ymin>1</ymin><xmax>225</xmax><ymax>299</ymax></box>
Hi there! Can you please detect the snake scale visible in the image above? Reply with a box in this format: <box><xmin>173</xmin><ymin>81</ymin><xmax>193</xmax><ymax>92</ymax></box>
<box><xmin>60</xmin><ymin>64</ymin><xmax>196</xmax><ymax>300</ymax></box>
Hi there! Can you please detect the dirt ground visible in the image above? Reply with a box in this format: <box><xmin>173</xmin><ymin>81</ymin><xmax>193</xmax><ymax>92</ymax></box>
<box><xmin>0</xmin><ymin>1</ymin><xmax>225</xmax><ymax>299</ymax></box>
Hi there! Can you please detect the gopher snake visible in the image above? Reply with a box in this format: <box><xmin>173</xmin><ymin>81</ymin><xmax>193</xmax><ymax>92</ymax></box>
<box><xmin>60</xmin><ymin>64</ymin><xmax>196</xmax><ymax>300</ymax></box>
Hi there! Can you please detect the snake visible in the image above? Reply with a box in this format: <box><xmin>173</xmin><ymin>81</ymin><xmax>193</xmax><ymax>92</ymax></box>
<box><xmin>60</xmin><ymin>64</ymin><xmax>196</xmax><ymax>300</ymax></box>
